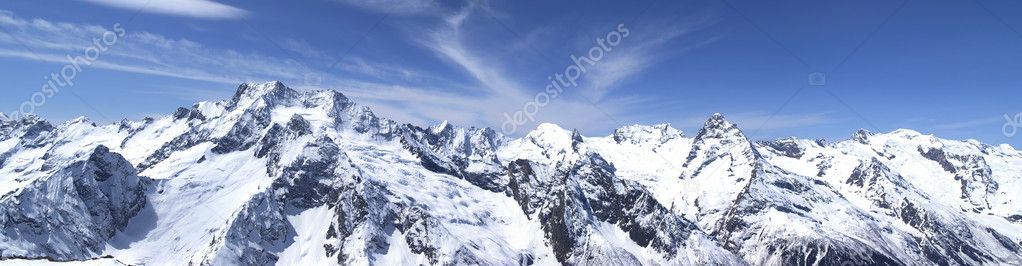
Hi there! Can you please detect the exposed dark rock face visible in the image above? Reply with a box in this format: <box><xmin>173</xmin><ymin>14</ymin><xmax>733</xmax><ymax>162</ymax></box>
<box><xmin>758</xmin><ymin>138</ymin><xmax>806</xmax><ymax>158</ymax></box>
<box><xmin>394</xmin><ymin>206</ymin><xmax>451</xmax><ymax>265</ymax></box>
<box><xmin>173</xmin><ymin>106</ymin><xmax>207</xmax><ymax>121</ymax></box>
<box><xmin>117</xmin><ymin>118</ymin><xmax>155</xmax><ymax>149</ymax></box>
<box><xmin>852</xmin><ymin>129</ymin><xmax>873</xmax><ymax>144</ymax></box>
<box><xmin>847</xmin><ymin>158</ymin><xmax>884</xmax><ymax>187</ymax></box>
<box><xmin>683</xmin><ymin>113</ymin><xmax>759</xmax><ymax>178</ymax></box>
<box><xmin>211</xmin><ymin>106</ymin><xmax>272</xmax><ymax>154</ymax></box>
<box><xmin>195</xmin><ymin>192</ymin><xmax>294</xmax><ymax>266</ymax></box>
<box><xmin>0</xmin><ymin>118</ymin><xmax>60</xmax><ymax>170</ymax></box>
<box><xmin>712</xmin><ymin>163</ymin><xmax>908</xmax><ymax>266</ymax></box>
<box><xmin>0</xmin><ymin>117</ymin><xmax>58</xmax><ymax>149</ymax></box>
<box><xmin>919</xmin><ymin>147</ymin><xmax>956</xmax><ymax>173</ymax></box>
<box><xmin>917</xmin><ymin>146</ymin><xmax>999</xmax><ymax>212</ymax></box>
<box><xmin>329</xmin><ymin>178</ymin><xmax>394</xmax><ymax>265</ymax></box>
<box><xmin>228</xmin><ymin>81</ymin><xmax>299</xmax><ymax>110</ymax></box>
<box><xmin>348</xmin><ymin>106</ymin><xmax>400</xmax><ymax>139</ymax></box>
<box><xmin>694</xmin><ymin>113</ymin><xmax>742</xmax><ymax>141</ymax></box>
<box><xmin>842</xmin><ymin>158</ymin><xmax>1015</xmax><ymax>265</ymax></box>
<box><xmin>196</xmin><ymin>134</ymin><xmax>359</xmax><ymax>265</ymax></box>
<box><xmin>773</xmin><ymin>243</ymin><xmax>906</xmax><ymax>266</ymax></box>
<box><xmin>399</xmin><ymin>123</ymin><xmax>507</xmax><ymax>192</ymax></box>
<box><xmin>327</xmin><ymin>176</ymin><xmax>510</xmax><ymax>265</ymax></box>
<box><xmin>15</xmin><ymin>118</ymin><xmax>53</xmax><ymax>139</ymax></box>
<box><xmin>507</xmin><ymin>153</ymin><xmax>732</xmax><ymax>265</ymax></box>
<box><xmin>0</xmin><ymin>146</ymin><xmax>149</xmax><ymax>260</ymax></box>
<box><xmin>255</xmin><ymin>114</ymin><xmax>315</xmax><ymax>175</ymax></box>
<box><xmin>506</xmin><ymin>159</ymin><xmax>550</xmax><ymax>216</ymax></box>
<box><xmin>271</xmin><ymin>136</ymin><xmax>351</xmax><ymax>209</ymax></box>
<box><xmin>137</xmin><ymin>130</ymin><xmax>209</xmax><ymax>170</ymax></box>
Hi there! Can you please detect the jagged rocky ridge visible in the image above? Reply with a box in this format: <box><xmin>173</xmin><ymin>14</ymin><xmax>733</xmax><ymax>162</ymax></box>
<box><xmin>0</xmin><ymin>144</ymin><xmax>148</xmax><ymax>260</ymax></box>
<box><xmin>0</xmin><ymin>81</ymin><xmax>1020</xmax><ymax>265</ymax></box>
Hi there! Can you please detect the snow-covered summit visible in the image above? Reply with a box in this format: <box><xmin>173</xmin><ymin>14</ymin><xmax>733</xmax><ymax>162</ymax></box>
<box><xmin>851</xmin><ymin>128</ymin><xmax>874</xmax><ymax>144</ymax></box>
<box><xmin>694</xmin><ymin>113</ymin><xmax>745</xmax><ymax>141</ymax></box>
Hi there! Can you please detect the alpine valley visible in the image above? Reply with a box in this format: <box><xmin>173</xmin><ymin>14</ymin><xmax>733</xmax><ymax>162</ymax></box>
<box><xmin>1</xmin><ymin>82</ymin><xmax>1020</xmax><ymax>266</ymax></box>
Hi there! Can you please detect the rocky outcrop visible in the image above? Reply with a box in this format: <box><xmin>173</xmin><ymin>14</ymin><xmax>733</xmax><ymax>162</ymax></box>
<box><xmin>400</xmin><ymin>122</ymin><xmax>507</xmax><ymax>192</ymax></box>
<box><xmin>0</xmin><ymin>146</ymin><xmax>149</xmax><ymax>260</ymax></box>
<box><xmin>508</xmin><ymin>152</ymin><xmax>742</xmax><ymax>265</ymax></box>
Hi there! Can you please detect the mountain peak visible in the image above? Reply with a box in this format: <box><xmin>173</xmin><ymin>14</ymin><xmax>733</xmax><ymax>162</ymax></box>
<box><xmin>694</xmin><ymin>113</ymin><xmax>745</xmax><ymax>141</ymax></box>
<box><xmin>653</xmin><ymin>123</ymin><xmax>679</xmax><ymax>132</ymax></box>
<box><xmin>0</xmin><ymin>113</ymin><xmax>33</xmax><ymax>123</ymax></box>
<box><xmin>229</xmin><ymin>81</ymin><xmax>298</xmax><ymax>109</ymax></box>
<box><xmin>431</xmin><ymin>120</ymin><xmax>451</xmax><ymax>135</ymax></box>
<box><xmin>12</xmin><ymin>114</ymin><xmax>43</xmax><ymax>124</ymax></box>
<box><xmin>571</xmin><ymin>129</ymin><xmax>584</xmax><ymax>152</ymax></box>
<box><xmin>889</xmin><ymin>128</ymin><xmax>924</xmax><ymax>138</ymax></box>
<box><xmin>709</xmin><ymin>112</ymin><xmax>725</xmax><ymax>120</ymax></box>
<box><xmin>531</xmin><ymin>123</ymin><xmax>569</xmax><ymax>136</ymax></box>
<box><xmin>852</xmin><ymin>128</ymin><xmax>873</xmax><ymax>144</ymax></box>
<box><xmin>523</xmin><ymin>123</ymin><xmax>575</xmax><ymax>152</ymax></box>
<box><xmin>238</xmin><ymin>80</ymin><xmax>287</xmax><ymax>94</ymax></box>
<box><xmin>705</xmin><ymin>113</ymin><xmax>729</xmax><ymax>126</ymax></box>
<box><xmin>66</xmin><ymin>116</ymin><xmax>95</xmax><ymax>126</ymax></box>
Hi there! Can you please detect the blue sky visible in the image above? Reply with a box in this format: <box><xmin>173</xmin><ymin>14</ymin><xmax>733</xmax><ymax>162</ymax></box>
<box><xmin>0</xmin><ymin>0</ymin><xmax>1020</xmax><ymax>145</ymax></box>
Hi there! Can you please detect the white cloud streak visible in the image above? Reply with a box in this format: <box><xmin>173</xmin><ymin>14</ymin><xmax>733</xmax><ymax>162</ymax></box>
<box><xmin>582</xmin><ymin>15</ymin><xmax>720</xmax><ymax>101</ymax></box>
<box><xmin>0</xmin><ymin>11</ymin><xmax>312</xmax><ymax>85</ymax></box>
<box><xmin>76</xmin><ymin>0</ymin><xmax>248</xmax><ymax>19</ymax></box>
<box><xmin>334</xmin><ymin>0</ymin><xmax>440</xmax><ymax>15</ymax></box>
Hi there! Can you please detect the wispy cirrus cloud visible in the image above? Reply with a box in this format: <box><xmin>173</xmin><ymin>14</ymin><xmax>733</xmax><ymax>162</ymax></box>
<box><xmin>0</xmin><ymin>7</ymin><xmax>798</xmax><ymax>137</ymax></box>
<box><xmin>334</xmin><ymin>0</ymin><xmax>441</xmax><ymax>15</ymax></box>
<box><xmin>0</xmin><ymin>11</ymin><xmax>310</xmax><ymax>84</ymax></box>
<box><xmin>319</xmin><ymin>1</ymin><xmax>728</xmax><ymax>134</ymax></box>
<box><xmin>76</xmin><ymin>0</ymin><xmax>248</xmax><ymax>19</ymax></box>
<box><xmin>0</xmin><ymin>10</ymin><xmax>473</xmax><ymax>126</ymax></box>
<box><xmin>582</xmin><ymin>14</ymin><xmax>721</xmax><ymax>101</ymax></box>
<box><xmin>334</xmin><ymin>55</ymin><xmax>453</xmax><ymax>85</ymax></box>
<box><xmin>392</xmin><ymin>3</ymin><xmax>736</xmax><ymax>134</ymax></box>
<box><xmin>417</xmin><ymin>6</ymin><xmax>522</xmax><ymax>98</ymax></box>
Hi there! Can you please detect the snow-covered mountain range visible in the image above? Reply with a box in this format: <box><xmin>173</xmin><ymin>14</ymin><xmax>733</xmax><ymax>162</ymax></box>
<box><xmin>1</xmin><ymin>81</ymin><xmax>1020</xmax><ymax>265</ymax></box>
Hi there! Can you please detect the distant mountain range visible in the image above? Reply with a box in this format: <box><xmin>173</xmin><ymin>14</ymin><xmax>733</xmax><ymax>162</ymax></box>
<box><xmin>1</xmin><ymin>81</ymin><xmax>1020</xmax><ymax>265</ymax></box>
